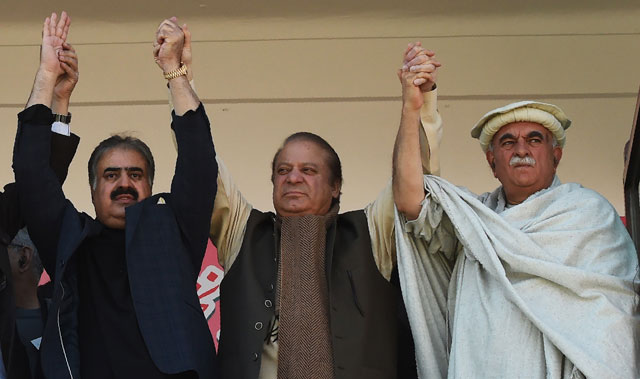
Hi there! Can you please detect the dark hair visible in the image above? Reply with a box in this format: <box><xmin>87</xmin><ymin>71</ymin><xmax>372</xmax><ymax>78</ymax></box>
<box><xmin>271</xmin><ymin>132</ymin><xmax>343</xmax><ymax>203</ymax></box>
<box><xmin>88</xmin><ymin>135</ymin><xmax>155</xmax><ymax>190</ymax></box>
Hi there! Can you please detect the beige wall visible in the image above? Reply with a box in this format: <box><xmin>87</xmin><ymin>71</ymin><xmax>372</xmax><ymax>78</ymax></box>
<box><xmin>0</xmin><ymin>3</ymin><xmax>638</xmax><ymax>216</ymax></box>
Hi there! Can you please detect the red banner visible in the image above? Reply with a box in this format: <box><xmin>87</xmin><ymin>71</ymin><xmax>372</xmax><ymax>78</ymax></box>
<box><xmin>196</xmin><ymin>240</ymin><xmax>223</xmax><ymax>347</ymax></box>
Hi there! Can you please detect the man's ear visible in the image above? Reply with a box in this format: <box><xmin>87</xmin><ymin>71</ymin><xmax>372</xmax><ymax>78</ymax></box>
<box><xmin>486</xmin><ymin>150</ymin><xmax>497</xmax><ymax>176</ymax></box>
<box><xmin>552</xmin><ymin>147</ymin><xmax>563</xmax><ymax>168</ymax></box>
<box><xmin>17</xmin><ymin>248</ymin><xmax>33</xmax><ymax>273</ymax></box>
<box><xmin>331</xmin><ymin>180</ymin><xmax>341</xmax><ymax>199</ymax></box>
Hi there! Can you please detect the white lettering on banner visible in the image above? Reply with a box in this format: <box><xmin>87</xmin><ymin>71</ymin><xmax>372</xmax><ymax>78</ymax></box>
<box><xmin>197</xmin><ymin>264</ymin><xmax>224</xmax><ymax>319</ymax></box>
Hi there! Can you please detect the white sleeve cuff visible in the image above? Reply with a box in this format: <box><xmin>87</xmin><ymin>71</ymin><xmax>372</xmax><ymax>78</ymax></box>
<box><xmin>51</xmin><ymin>121</ymin><xmax>70</xmax><ymax>136</ymax></box>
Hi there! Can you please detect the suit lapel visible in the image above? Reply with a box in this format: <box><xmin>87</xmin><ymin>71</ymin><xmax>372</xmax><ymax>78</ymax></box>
<box><xmin>124</xmin><ymin>198</ymin><xmax>146</xmax><ymax>253</ymax></box>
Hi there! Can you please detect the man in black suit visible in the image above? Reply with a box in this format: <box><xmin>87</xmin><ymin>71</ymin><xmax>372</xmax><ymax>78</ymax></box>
<box><xmin>1</xmin><ymin>20</ymin><xmax>80</xmax><ymax>379</ymax></box>
<box><xmin>13</xmin><ymin>12</ymin><xmax>218</xmax><ymax>379</ymax></box>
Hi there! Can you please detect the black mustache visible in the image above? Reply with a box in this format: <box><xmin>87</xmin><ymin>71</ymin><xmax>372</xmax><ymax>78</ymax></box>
<box><xmin>110</xmin><ymin>187</ymin><xmax>139</xmax><ymax>201</ymax></box>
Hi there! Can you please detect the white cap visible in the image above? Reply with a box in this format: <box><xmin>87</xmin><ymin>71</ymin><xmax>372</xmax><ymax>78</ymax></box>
<box><xmin>470</xmin><ymin>101</ymin><xmax>571</xmax><ymax>152</ymax></box>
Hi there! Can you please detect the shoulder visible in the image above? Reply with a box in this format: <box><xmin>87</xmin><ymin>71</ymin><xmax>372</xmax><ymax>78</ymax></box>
<box><xmin>526</xmin><ymin>182</ymin><xmax>625</xmax><ymax>235</ymax></box>
<box><xmin>339</xmin><ymin>209</ymin><xmax>368</xmax><ymax>225</ymax></box>
<box><xmin>337</xmin><ymin>209</ymin><xmax>369</xmax><ymax>234</ymax></box>
<box><xmin>554</xmin><ymin>182</ymin><xmax>617</xmax><ymax>213</ymax></box>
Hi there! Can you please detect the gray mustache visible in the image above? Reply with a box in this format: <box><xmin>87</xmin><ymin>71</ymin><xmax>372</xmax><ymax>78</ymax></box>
<box><xmin>510</xmin><ymin>156</ymin><xmax>536</xmax><ymax>166</ymax></box>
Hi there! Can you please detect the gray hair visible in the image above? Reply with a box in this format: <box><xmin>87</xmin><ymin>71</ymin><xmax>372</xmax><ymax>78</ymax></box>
<box><xmin>88</xmin><ymin>135</ymin><xmax>155</xmax><ymax>190</ymax></box>
<box><xmin>10</xmin><ymin>227</ymin><xmax>42</xmax><ymax>281</ymax></box>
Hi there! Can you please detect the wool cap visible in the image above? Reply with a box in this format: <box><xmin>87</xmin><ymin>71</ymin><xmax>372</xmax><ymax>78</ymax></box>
<box><xmin>471</xmin><ymin>101</ymin><xmax>571</xmax><ymax>152</ymax></box>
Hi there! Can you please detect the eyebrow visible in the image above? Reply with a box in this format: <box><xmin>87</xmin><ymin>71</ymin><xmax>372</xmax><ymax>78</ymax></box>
<box><xmin>277</xmin><ymin>162</ymin><xmax>319</xmax><ymax>167</ymax></box>
<box><xmin>526</xmin><ymin>131</ymin><xmax>545</xmax><ymax>139</ymax></box>
<box><xmin>498</xmin><ymin>133</ymin><xmax>516</xmax><ymax>144</ymax></box>
<box><xmin>103</xmin><ymin>167</ymin><xmax>144</xmax><ymax>174</ymax></box>
<box><xmin>498</xmin><ymin>131</ymin><xmax>546</xmax><ymax>144</ymax></box>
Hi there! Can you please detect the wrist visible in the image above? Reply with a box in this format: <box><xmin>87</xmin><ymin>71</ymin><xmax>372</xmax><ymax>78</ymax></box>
<box><xmin>52</xmin><ymin>95</ymin><xmax>70</xmax><ymax>113</ymax></box>
<box><xmin>402</xmin><ymin>103</ymin><xmax>422</xmax><ymax>116</ymax></box>
<box><xmin>164</xmin><ymin>64</ymin><xmax>188</xmax><ymax>81</ymax></box>
<box><xmin>35</xmin><ymin>67</ymin><xmax>58</xmax><ymax>83</ymax></box>
<box><xmin>161</xmin><ymin>61</ymin><xmax>182</xmax><ymax>74</ymax></box>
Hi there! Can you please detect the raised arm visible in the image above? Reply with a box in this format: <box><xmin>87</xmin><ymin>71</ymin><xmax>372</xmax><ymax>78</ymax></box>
<box><xmin>14</xmin><ymin>11</ymin><xmax>79</xmax><ymax>275</ymax></box>
<box><xmin>154</xmin><ymin>18</ymin><xmax>217</xmax><ymax>270</ymax></box>
<box><xmin>154</xmin><ymin>17</ymin><xmax>199</xmax><ymax>115</ymax></box>
<box><xmin>393</xmin><ymin>43</ymin><xmax>441</xmax><ymax>220</ymax></box>
<box><xmin>50</xmin><ymin>42</ymin><xmax>81</xmax><ymax>182</ymax></box>
<box><xmin>3</xmin><ymin>28</ymin><xmax>79</xmax><ymax>247</ymax></box>
<box><xmin>161</xmin><ymin>25</ymin><xmax>253</xmax><ymax>270</ymax></box>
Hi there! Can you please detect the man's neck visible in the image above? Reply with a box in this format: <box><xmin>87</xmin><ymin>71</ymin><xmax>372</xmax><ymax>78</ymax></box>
<box><xmin>13</xmin><ymin>285</ymin><xmax>40</xmax><ymax>310</ymax></box>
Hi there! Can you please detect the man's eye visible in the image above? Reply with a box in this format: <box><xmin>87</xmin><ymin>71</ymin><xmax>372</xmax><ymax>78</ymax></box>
<box><xmin>529</xmin><ymin>138</ymin><xmax>542</xmax><ymax>144</ymax></box>
<box><xmin>106</xmin><ymin>173</ymin><xmax>116</xmax><ymax>179</ymax></box>
<box><xmin>131</xmin><ymin>173</ymin><xmax>141</xmax><ymax>179</ymax></box>
<box><xmin>277</xmin><ymin>168</ymin><xmax>289</xmax><ymax>175</ymax></box>
<box><xmin>302</xmin><ymin>167</ymin><xmax>316</xmax><ymax>174</ymax></box>
<box><xmin>502</xmin><ymin>141</ymin><xmax>515</xmax><ymax>147</ymax></box>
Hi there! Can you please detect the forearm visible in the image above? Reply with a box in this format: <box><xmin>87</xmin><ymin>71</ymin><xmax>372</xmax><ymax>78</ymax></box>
<box><xmin>393</xmin><ymin>105</ymin><xmax>426</xmax><ymax>221</ymax></box>
<box><xmin>172</xmin><ymin>104</ymin><xmax>217</xmax><ymax>209</ymax></box>
<box><xmin>13</xmin><ymin>105</ymin><xmax>69</xmax><ymax>262</ymax></box>
<box><xmin>25</xmin><ymin>69</ymin><xmax>57</xmax><ymax>109</ymax></box>
<box><xmin>171</xmin><ymin>104</ymin><xmax>217</xmax><ymax>265</ymax></box>
<box><xmin>50</xmin><ymin>132</ymin><xmax>80</xmax><ymax>184</ymax></box>
<box><xmin>169</xmin><ymin>75</ymin><xmax>200</xmax><ymax>116</ymax></box>
<box><xmin>419</xmin><ymin>89</ymin><xmax>442</xmax><ymax>176</ymax></box>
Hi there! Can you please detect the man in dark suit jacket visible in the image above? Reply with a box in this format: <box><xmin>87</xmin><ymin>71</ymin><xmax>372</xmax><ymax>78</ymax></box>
<box><xmin>13</xmin><ymin>12</ymin><xmax>218</xmax><ymax>379</ymax></box>
<box><xmin>1</xmin><ymin>23</ymin><xmax>80</xmax><ymax>379</ymax></box>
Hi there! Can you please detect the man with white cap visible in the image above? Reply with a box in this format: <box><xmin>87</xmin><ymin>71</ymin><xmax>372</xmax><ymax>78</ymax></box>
<box><xmin>392</xmin><ymin>58</ymin><xmax>639</xmax><ymax>379</ymax></box>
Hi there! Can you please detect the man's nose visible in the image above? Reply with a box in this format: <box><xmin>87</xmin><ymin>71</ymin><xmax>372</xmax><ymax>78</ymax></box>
<box><xmin>514</xmin><ymin>138</ymin><xmax>529</xmax><ymax>156</ymax></box>
<box><xmin>117</xmin><ymin>173</ymin><xmax>132</xmax><ymax>187</ymax></box>
<box><xmin>286</xmin><ymin>169</ymin><xmax>303</xmax><ymax>183</ymax></box>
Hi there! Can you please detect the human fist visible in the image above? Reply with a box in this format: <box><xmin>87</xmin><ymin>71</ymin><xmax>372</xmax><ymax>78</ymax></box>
<box><xmin>402</xmin><ymin>42</ymin><xmax>440</xmax><ymax>91</ymax></box>
<box><xmin>153</xmin><ymin>17</ymin><xmax>185</xmax><ymax>73</ymax></box>
<box><xmin>398</xmin><ymin>42</ymin><xmax>441</xmax><ymax>111</ymax></box>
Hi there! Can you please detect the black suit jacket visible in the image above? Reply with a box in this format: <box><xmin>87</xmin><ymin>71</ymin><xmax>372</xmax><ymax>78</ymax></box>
<box><xmin>13</xmin><ymin>104</ymin><xmax>218</xmax><ymax>379</ymax></box>
<box><xmin>1</xmin><ymin>129</ymin><xmax>78</xmax><ymax>379</ymax></box>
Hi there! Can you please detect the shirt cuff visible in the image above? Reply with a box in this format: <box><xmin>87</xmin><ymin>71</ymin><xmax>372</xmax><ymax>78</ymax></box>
<box><xmin>51</xmin><ymin>121</ymin><xmax>70</xmax><ymax>136</ymax></box>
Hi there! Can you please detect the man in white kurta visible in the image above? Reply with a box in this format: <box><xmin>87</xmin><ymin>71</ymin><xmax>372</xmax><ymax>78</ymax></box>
<box><xmin>392</xmin><ymin>52</ymin><xmax>639</xmax><ymax>379</ymax></box>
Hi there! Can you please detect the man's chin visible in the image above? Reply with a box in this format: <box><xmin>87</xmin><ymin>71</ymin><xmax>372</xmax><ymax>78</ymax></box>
<box><xmin>275</xmin><ymin>201</ymin><xmax>311</xmax><ymax>217</ymax></box>
<box><xmin>98</xmin><ymin>216</ymin><xmax>126</xmax><ymax>229</ymax></box>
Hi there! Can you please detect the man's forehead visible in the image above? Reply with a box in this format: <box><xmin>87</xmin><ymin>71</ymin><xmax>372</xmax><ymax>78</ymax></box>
<box><xmin>276</xmin><ymin>140</ymin><xmax>328</xmax><ymax>165</ymax></box>
<box><xmin>495</xmin><ymin>121</ymin><xmax>552</xmax><ymax>138</ymax></box>
<box><xmin>98</xmin><ymin>148</ymin><xmax>146</xmax><ymax>165</ymax></box>
<box><xmin>96</xmin><ymin>149</ymin><xmax>148</xmax><ymax>175</ymax></box>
